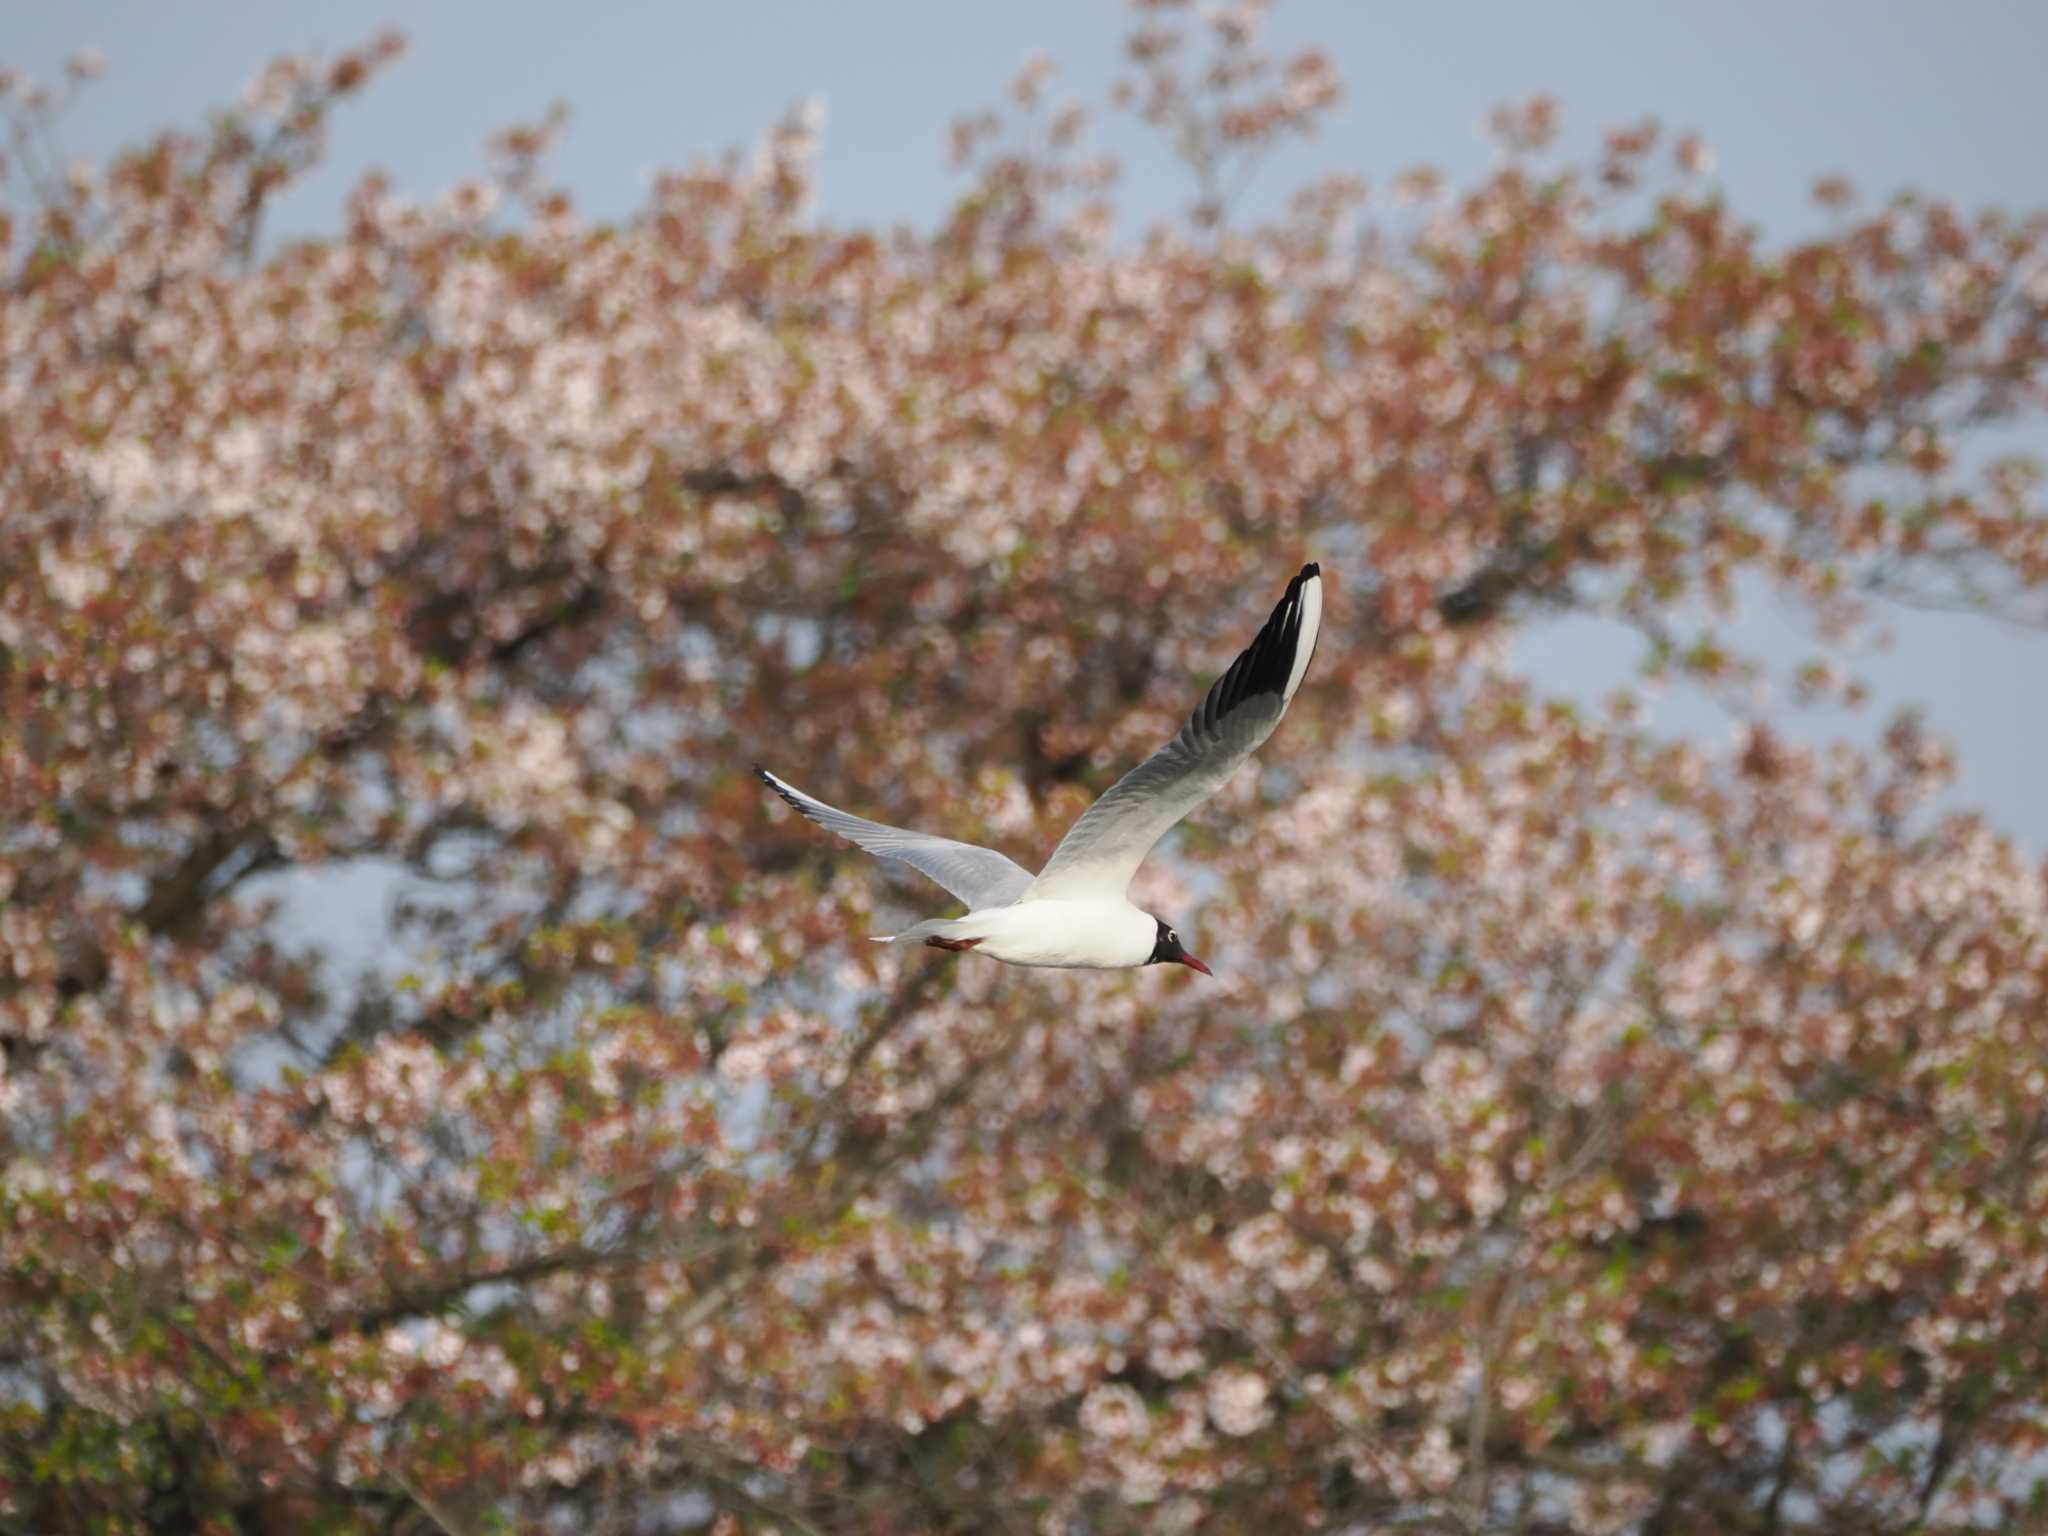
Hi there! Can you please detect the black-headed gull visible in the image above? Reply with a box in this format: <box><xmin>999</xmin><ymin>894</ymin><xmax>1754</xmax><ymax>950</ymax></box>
<box><xmin>758</xmin><ymin>562</ymin><xmax>1323</xmax><ymax>975</ymax></box>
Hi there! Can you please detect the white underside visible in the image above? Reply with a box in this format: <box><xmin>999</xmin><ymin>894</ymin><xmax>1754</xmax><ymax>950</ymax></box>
<box><xmin>877</xmin><ymin>898</ymin><xmax>1158</xmax><ymax>970</ymax></box>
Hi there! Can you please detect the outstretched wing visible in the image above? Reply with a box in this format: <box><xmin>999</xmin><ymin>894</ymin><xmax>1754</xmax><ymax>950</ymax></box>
<box><xmin>756</xmin><ymin>767</ymin><xmax>1036</xmax><ymax>910</ymax></box>
<box><xmin>1026</xmin><ymin>562</ymin><xmax>1323</xmax><ymax>901</ymax></box>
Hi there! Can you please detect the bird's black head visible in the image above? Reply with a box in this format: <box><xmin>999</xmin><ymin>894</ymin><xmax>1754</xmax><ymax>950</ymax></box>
<box><xmin>1147</xmin><ymin>917</ymin><xmax>1212</xmax><ymax>977</ymax></box>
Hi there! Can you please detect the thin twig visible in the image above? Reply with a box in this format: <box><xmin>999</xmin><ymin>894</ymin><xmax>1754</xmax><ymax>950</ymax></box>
<box><xmin>382</xmin><ymin>1460</ymin><xmax>472</xmax><ymax>1536</ymax></box>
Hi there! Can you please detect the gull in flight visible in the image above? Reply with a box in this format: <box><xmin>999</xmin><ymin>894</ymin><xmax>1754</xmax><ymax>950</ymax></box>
<box><xmin>758</xmin><ymin>562</ymin><xmax>1323</xmax><ymax>975</ymax></box>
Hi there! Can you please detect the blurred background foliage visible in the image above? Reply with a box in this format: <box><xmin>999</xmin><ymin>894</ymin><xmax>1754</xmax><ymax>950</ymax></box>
<box><xmin>4</xmin><ymin>4</ymin><xmax>2048</xmax><ymax>1531</ymax></box>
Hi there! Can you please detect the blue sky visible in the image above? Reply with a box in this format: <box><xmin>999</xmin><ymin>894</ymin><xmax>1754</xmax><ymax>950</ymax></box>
<box><xmin>14</xmin><ymin>2</ymin><xmax>2048</xmax><ymax>239</ymax></box>
<box><xmin>12</xmin><ymin>0</ymin><xmax>2048</xmax><ymax>843</ymax></box>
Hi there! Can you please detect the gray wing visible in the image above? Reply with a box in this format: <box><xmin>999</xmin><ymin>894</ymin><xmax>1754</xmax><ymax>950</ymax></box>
<box><xmin>756</xmin><ymin>767</ymin><xmax>1035</xmax><ymax>909</ymax></box>
<box><xmin>1027</xmin><ymin>563</ymin><xmax>1323</xmax><ymax>901</ymax></box>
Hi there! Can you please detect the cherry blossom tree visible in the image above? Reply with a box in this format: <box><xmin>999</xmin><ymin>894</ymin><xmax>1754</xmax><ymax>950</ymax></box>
<box><xmin>5</xmin><ymin>4</ymin><xmax>2048</xmax><ymax>1531</ymax></box>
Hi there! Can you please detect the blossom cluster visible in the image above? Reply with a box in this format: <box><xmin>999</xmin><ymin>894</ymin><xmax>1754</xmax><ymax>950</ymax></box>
<box><xmin>4</xmin><ymin>5</ymin><xmax>2047</xmax><ymax>1530</ymax></box>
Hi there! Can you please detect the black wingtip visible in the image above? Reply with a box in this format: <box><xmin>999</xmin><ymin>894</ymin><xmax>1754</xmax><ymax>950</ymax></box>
<box><xmin>1190</xmin><ymin>561</ymin><xmax>1323</xmax><ymax>737</ymax></box>
<box><xmin>756</xmin><ymin>765</ymin><xmax>816</xmax><ymax>829</ymax></box>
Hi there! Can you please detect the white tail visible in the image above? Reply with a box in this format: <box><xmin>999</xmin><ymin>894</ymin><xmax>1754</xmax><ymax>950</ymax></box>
<box><xmin>867</xmin><ymin>917</ymin><xmax>974</xmax><ymax>949</ymax></box>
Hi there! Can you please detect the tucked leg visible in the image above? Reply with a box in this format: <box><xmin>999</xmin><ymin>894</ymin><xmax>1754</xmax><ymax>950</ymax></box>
<box><xmin>924</xmin><ymin>936</ymin><xmax>983</xmax><ymax>953</ymax></box>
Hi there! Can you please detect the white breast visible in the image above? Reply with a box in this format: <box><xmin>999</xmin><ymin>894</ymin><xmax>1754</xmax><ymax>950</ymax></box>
<box><xmin>964</xmin><ymin>898</ymin><xmax>1158</xmax><ymax>970</ymax></box>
